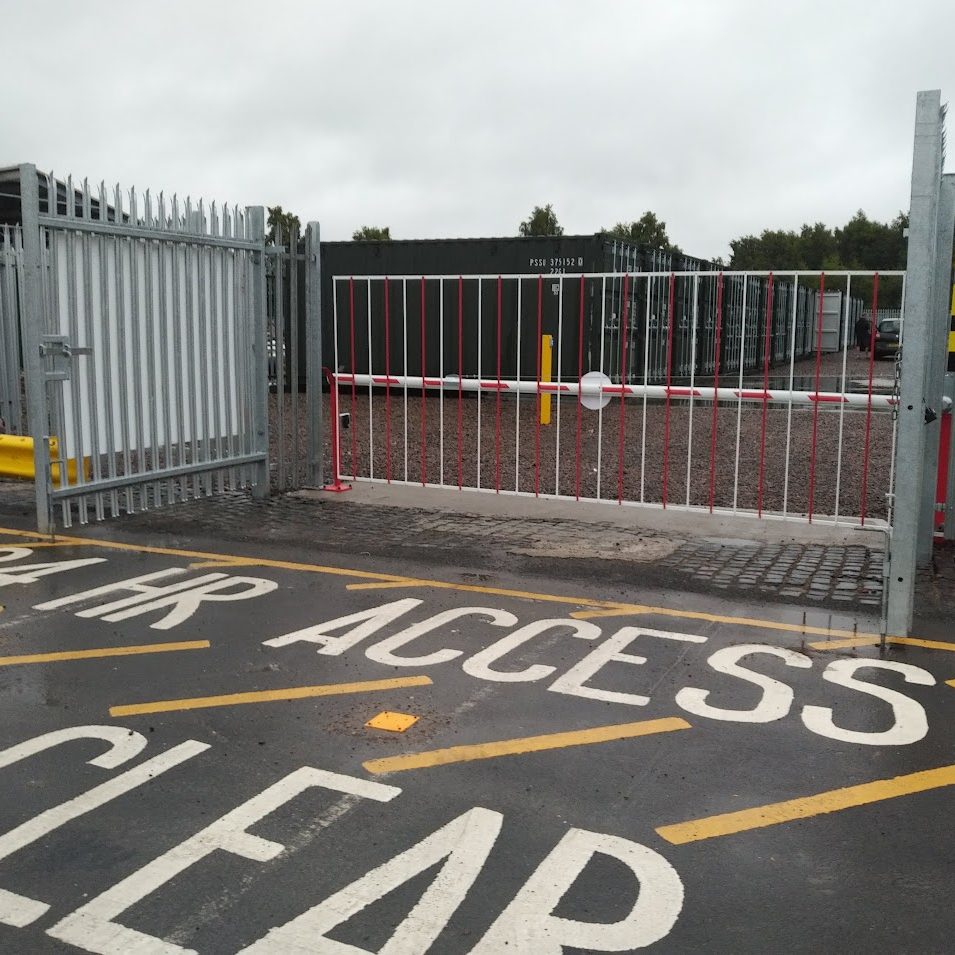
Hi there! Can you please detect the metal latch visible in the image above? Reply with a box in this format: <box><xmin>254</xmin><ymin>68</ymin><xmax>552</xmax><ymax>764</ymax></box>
<box><xmin>39</xmin><ymin>335</ymin><xmax>91</xmax><ymax>381</ymax></box>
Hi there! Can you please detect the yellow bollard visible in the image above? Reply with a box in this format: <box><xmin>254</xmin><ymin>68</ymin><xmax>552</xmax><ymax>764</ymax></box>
<box><xmin>540</xmin><ymin>334</ymin><xmax>553</xmax><ymax>425</ymax></box>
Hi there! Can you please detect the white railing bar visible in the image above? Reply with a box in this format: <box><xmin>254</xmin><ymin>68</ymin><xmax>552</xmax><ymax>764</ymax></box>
<box><xmin>332</xmin><ymin>270</ymin><xmax>906</xmax><ymax>282</ymax></box>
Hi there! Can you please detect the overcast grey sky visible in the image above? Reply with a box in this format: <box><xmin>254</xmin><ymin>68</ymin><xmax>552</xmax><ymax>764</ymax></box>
<box><xmin>4</xmin><ymin>1</ymin><xmax>953</xmax><ymax>259</ymax></box>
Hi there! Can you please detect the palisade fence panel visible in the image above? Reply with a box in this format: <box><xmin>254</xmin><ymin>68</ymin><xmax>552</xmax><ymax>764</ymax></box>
<box><xmin>29</xmin><ymin>172</ymin><xmax>267</xmax><ymax>527</ymax></box>
<box><xmin>0</xmin><ymin>226</ymin><xmax>25</xmax><ymax>435</ymax></box>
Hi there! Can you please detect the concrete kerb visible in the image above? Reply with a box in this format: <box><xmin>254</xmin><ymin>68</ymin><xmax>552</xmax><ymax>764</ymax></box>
<box><xmin>295</xmin><ymin>481</ymin><xmax>886</xmax><ymax>549</ymax></box>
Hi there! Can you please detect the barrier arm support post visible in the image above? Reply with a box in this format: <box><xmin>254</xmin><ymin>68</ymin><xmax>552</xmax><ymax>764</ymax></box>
<box><xmin>887</xmin><ymin>90</ymin><xmax>946</xmax><ymax>637</ymax></box>
<box><xmin>540</xmin><ymin>334</ymin><xmax>553</xmax><ymax>425</ymax></box>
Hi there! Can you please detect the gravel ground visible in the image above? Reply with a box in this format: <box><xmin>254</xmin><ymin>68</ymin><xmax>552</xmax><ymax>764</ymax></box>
<box><xmin>269</xmin><ymin>348</ymin><xmax>899</xmax><ymax>519</ymax></box>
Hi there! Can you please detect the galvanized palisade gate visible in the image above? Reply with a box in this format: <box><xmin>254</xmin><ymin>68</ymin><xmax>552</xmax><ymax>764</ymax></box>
<box><xmin>16</xmin><ymin>164</ymin><xmax>271</xmax><ymax>531</ymax></box>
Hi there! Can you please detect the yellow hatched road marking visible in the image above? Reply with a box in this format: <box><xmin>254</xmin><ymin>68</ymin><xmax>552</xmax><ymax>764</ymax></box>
<box><xmin>110</xmin><ymin>674</ymin><xmax>432</xmax><ymax>717</ymax></box>
<box><xmin>0</xmin><ymin>640</ymin><xmax>210</xmax><ymax>667</ymax></box>
<box><xmin>656</xmin><ymin>763</ymin><xmax>955</xmax><ymax>845</ymax></box>
<box><xmin>0</xmin><ymin>524</ymin><xmax>923</xmax><ymax>645</ymax></box>
<box><xmin>363</xmin><ymin>717</ymin><xmax>691</xmax><ymax>774</ymax></box>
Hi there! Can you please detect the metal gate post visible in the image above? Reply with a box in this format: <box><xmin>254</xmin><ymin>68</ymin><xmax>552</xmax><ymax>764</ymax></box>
<box><xmin>247</xmin><ymin>206</ymin><xmax>270</xmax><ymax>499</ymax></box>
<box><xmin>17</xmin><ymin>164</ymin><xmax>53</xmax><ymax>535</ymax></box>
<box><xmin>886</xmin><ymin>90</ymin><xmax>946</xmax><ymax>636</ymax></box>
<box><xmin>918</xmin><ymin>173</ymin><xmax>955</xmax><ymax>557</ymax></box>
<box><xmin>305</xmin><ymin>221</ymin><xmax>324</xmax><ymax>487</ymax></box>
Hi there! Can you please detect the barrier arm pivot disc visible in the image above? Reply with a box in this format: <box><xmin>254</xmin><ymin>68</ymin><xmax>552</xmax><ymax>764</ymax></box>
<box><xmin>580</xmin><ymin>371</ymin><xmax>613</xmax><ymax>411</ymax></box>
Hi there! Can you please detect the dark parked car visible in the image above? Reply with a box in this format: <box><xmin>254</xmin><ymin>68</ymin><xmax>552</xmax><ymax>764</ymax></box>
<box><xmin>874</xmin><ymin>318</ymin><xmax>900</xmax><ymax>359</ymax></box>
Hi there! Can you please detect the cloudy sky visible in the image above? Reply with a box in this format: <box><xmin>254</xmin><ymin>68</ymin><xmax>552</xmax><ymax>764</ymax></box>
<box><xmin>4</xmin><ymin>1</ymin><xmax>953</xmax><ymax>259</ymax></box>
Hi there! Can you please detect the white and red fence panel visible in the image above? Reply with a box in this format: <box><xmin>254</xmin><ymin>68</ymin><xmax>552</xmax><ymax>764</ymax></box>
<box><xmin>326</xmin><ymin>270</ymin><xmax>906</xmax><ymax>529</ymax></box>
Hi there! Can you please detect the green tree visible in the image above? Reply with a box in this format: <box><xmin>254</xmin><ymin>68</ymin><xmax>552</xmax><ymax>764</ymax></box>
<box><xmin>727</xmin><ymin>211</ymin><xmax>909</xmax><ymax>306</ymax></box>
<box><xmin>352</xmin><ymin>225</ymin><xmax>392</xmax><ymax>241</ymax></box>
<box><xmin>605</xmin><ymin>212</ymin><xmax>681</xmax><ymax>253</ymax></box>
<box><xmin>728</xmin><ymin>212</ymin><xmax>908</xmax><ymax>271</ymax></box>
<box><xmin>519</xmin><ymin>204</ymin><xmax>563</xmax><ymax>237</ymax></box>
<box><xmin>729</xmin><ymin>228</ymin><xmax>806</xmax><ymax>269</ymax></box>
<box><xmin>266</xmin><ymin>206</ymin><xmax>301</xmax><ymax>245</ymax></box>
<box><xmin>799</xmin><ymin>222</ymin><xmax>840</xmax><ymax>269</ymax></box>
<box><xmin>835</xmin><ymin>210</ymin><xmax>907</xmax><ymax>269</ymax></box>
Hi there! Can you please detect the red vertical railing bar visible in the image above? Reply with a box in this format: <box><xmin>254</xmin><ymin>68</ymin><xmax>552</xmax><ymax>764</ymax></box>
<box><xmin>384</xmin><ymin>277</ymin><xmax>392</xmax><ymax>483</ymax></box>
<box><xmin>420</xmin><ymin>276</ymin><xmax>427</xmax><ymax>486</ymax></box>
<box><xmin>322</xmin><ymin>367</ymin><xmax>350</xmax><ymax>492</ymax></box>
<box><xmin>616</xmin><ymin>273</ymin><xmax>632</xmax><ymax>504</ymax></box>
<box><xmin>349</xmin><ymin>277</ymin><xmax>358</xmax><ymax>479</ymax></box>
<box><xmin>495</xmin><ymin>275</ymin><xmax>503</xmax><ymax>493</ymax></box>
<box><xmin>708</xmin><ymin>273</ymin><xmax>725</xmax><ymax>512</ymax></box>
<box><xmin>535</xmin><ymin>274</ymin><xmax>543</xmax><ymax>497</ymax></box>
<box><xmin>575</xmin><ymin>274</ymin><xmax>585</xmax><ymax>501</ymax></box>
<box><xmin>807</xmin><ymin>272</ymin><xmax>826</xmax><ymax>522</ymax></box>
<box><xmin>661</xmin><ymin>273</ymin><xmax>676</xmax><ymax>508</ymax></box>
<box><xmin>859</xmin><ymin>273</ymin><xmax>880</xmax><ymax>525</ymax></box>
<box><xmin>457</xmin><ymin>276</ymin><xmax>464</xmax><ymax>490</ymax></box>
<box><xmin>756</xmin><ymin>273</ymin><xmax>775</xmax><ymax>516</ymax></box>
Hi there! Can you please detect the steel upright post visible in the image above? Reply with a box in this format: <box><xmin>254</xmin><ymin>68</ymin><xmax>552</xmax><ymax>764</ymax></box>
<box><xmin>305</xmin><ymin>221</ymin><xmax>324</xmax><ymax>487</ymax></box>
<box><xmin>886</xmin><ymin>91</ymin><xmax>945</xmax><ymax>636</ymax></box>
<box><xmin>917</xmin><ymin>173</ymin><xmax>955</xmax><ymax>556</ymax></box>
<box><xmin>18</xmin><ymin>164</ymin><xmax>53</xmax><ymax>534</ymax></box>
<box><xmin>247</xmin><ymin>206</ymin><xmax>270</xmax><ymax>499</ymax></box>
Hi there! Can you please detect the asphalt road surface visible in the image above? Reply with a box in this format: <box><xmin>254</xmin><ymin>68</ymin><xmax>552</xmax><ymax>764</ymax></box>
<box><xmin>0</xmin><ymin>516</ymin><xmax>952</xmax><ymax>954</ymax></box>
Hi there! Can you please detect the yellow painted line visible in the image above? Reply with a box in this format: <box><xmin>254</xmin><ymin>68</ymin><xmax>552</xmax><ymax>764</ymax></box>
<box><xmin>189</xmin><ymin>558</ymin><xmax>262</xmax><ymax>569</ymax></box>
<box><xmin>363</xmin><ymin>717</ymin><xmax>691</xmax><ymax>774</ymax></box>
<box><xmin>0</xmin><ymin>640</ymin><xmax>210</xmax><ymax>668</ymax></box>
<box><xmin>949</xmin><ymin>330</ymin><xmax>955</xmax><ymax>353</ymax></box>
<box><xmin>110</xmin><ymin>674</ymin><xmax>432</xmax><ymax>718</ymax></box>
<box><xmin>571</xmin><ymin>601</ymin><xmax>892</xmax><ymax>642</ymax></box>
<box><xmin>0</xmin><ymin>525</ymin><xmax>414</xmax><ymax>585</ymax></box>
<box><xmin>0</xmin><ymin>540</ymin><xmax>77</xmax><ymax>549</ymax></box>
<box><xmin>0</xmin><ymin>523</ymin><xmax>914</xmax><ymax>644</ymax></box>
<box><xmin>346</xmin><ymin>580</ymin><xmax>426</xmax><ymax>591</ymax></box>
<box><xmin>810</xmin><ymin>635</ymin><xmax>955</xmax><ymax>653</ymax></box>
<box><xmin>657</xmin><ymin>763</ymin><xmax>955</xmax><ymax>845</ymax></box>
